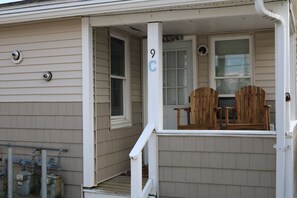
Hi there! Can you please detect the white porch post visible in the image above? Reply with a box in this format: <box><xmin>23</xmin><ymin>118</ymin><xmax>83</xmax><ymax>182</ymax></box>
<box><xmin>290</xmin><ymin>32</ymin><xmax>297</xmax><ymax>120</ymax></box>
<box><xmin>82</xmin><ymin>17</ymin><xmax>95</xmax><ymax>187</ymax></box>
<box><xmin>147</xmin><ymin>22</ymin><xmax>162</xmax><ymax>196</ymax></box>
<box><xmin>275</xmin><ymin>3</ymin><xmax>291</xmax><ymax>198</ymax></box>
<box><xmin>255</xmin><ymin>1</ymin><xmax>291</xmax><ymax>197</ymax></box>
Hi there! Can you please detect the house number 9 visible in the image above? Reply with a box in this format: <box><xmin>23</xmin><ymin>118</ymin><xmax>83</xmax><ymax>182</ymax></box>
<box><xmin>149</xmin><ymin>49</ymin><xmax>157</xmax><ymax>72</ymax></box>
<box><xmin>150</xmin><ymin>49</ymin><xmax>155</xmax><ymax>58</ymax></box>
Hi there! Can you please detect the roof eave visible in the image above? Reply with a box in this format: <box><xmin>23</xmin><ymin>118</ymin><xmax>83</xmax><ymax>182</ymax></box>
<box><xmin>0</xmin><ymin>0</ymin><xmax>244</xmax><ymax>25</ymax></box>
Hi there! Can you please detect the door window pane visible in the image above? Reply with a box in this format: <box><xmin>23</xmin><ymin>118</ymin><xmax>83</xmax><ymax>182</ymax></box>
<box><xmin>167</xmin><ymin>88</ymin><xmax>176</xmax><ymax>105</ymax></box>
<box><xmin>177</xmin><ymin>51</ymin><xmax>186</xmax><ymax>68</ymax></box>
<box><xmin>167</xmin><ymin>51</ymin><xmax>176</xmax><ymax>68</ymax></box>
<box><xmin>177</xmin><ymin>70</ymin><xmax>186</xmax><ymax>86</ymax></box>
<box><xmin>178</xmin><ymin>88</ymin><xmax>186</xmax><ymax>105</ymax></box>
<box><xmin>167</xmin><ymin>70</ymin><xmax>176</xmax><ymax>87</ymax></box>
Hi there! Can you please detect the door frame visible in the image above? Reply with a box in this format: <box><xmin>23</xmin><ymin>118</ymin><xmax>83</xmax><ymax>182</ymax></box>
<box><xmin>142</xmin><ymin>35</ymin><xmax>197</xmax><ymax>130</ymax></box>
<box><xmin>142</xmin><ymin>35</ymin><xmax>197</xmax><ymax>163</ymax></box>
<box><xmin>163</xmin><ymin>39</ymin><xmax>194</xmax><ymax>129</ymax></box>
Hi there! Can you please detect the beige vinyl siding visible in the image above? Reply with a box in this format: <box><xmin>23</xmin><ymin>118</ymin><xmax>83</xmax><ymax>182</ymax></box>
<box><xmin>0</xmin><ymin>18</ymin><xmax>82</xmax><ymax>102</ymax></box>
<box><xmin>159</xmin><ymin>136</ymin><xmax>276</xmax><ymax>198</ymax></box>
<box><xmin>254</xmin><ymin>30</ymin><xmax>275</xmax><ymax>124</ymax></box>
<box><xmin>94</xmin><ymin>27</ymin><xmax>142</xmax><ymax>183</ymax></box>
<box><xmin>254</xmin><ymin>30</ymin><xmax>275</xmax><ymax>100</ymax></box>
<box><xmin>0</xmin><ymin>102</ymin><xmax>83</xmax><ymax>198</ymax></box>
<box><xmin>197</xmin><ymin>36</ymin><xmax>209</xmax><ymax>87</ymax></box>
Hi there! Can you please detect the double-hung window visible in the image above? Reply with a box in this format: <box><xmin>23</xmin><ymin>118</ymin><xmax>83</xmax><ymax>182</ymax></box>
<box><xmin>210</xmin><ymin>36</ymin><xmax>252</xmax><ymax>96</ymax></box>
<box><xmin>110</xmin><ymin>33</ymin><xmax>131</xmax><ymax>129</ymax></box>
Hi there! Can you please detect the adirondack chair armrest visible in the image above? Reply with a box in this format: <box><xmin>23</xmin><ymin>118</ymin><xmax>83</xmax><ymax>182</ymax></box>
<box><xmin>225</xmin><ymin>106</ymin><xmax>236</xmax><ymax>125</ymax></box>
<box><xmin>264</xmin><ymin>105</ymin><xmax>271</xmax><ymax>130</ymax></box>
<box><xmin>173</xmin><ymin>107</ymin><xmax>191</xmax><ymax>112</ymax></box>
<box><xmin>174</xmin><ymin>107</ymin><xmax>191</xmax><ymax>127</ymax></box>
<box><xmin>225</xmin><ymin>106</ymin><xmax>235</xmax><ymax>110</ymax></box>
<box><xmin>214</xmin><ymin>107</ymin><xmax>222</xmax><ymax>129</ymax></box>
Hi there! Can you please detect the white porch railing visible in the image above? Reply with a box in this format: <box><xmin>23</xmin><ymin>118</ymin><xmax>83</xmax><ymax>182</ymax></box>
<box><xmin>129</xmin><ymin>122</ymin><xmax>156</xmax><ymax>198</ymax></box>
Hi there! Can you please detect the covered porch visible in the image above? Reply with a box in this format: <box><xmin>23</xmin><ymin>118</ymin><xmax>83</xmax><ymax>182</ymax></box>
<box><xmin>82</xmin><ymin>0</ymin><xmax>296</xmax><ymax>197</ymax></box>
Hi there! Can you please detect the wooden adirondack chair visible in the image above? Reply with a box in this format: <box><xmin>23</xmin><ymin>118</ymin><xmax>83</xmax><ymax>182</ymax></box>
<box><xmin>225</xmin><ymin>85</ymin><xmax>271</xmax><ymax>130</ymax></box>
<box><xmin>174</xmin><ymin>87</ymin><xmax>222</xmax><ymax>130</ymax></box>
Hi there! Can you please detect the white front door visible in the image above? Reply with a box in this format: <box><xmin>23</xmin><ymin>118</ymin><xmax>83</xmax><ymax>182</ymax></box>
<box><xmin>163</xmin><ymin>40</ymin><xmax>193</xmax><ymax>129</ymax></box>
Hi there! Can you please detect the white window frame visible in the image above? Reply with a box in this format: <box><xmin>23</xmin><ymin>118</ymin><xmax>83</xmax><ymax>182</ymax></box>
<box><xmin>110</xmin><ymin>32</ymin><xmax>132</xmax><ymax>129</ymax></box>
<box><xmin>209</xmin><ymin>35</ymin><xmax>254</xmax><ymax>97</ymax></box>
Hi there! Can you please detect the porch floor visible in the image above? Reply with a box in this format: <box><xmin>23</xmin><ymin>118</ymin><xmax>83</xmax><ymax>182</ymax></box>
<box><xmin>84</xmin><ymin>167</ymin><xmax>148</xmax><ymax>198</ymax></box>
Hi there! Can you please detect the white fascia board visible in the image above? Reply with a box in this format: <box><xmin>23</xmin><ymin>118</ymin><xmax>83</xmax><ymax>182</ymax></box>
<box><xmin>0</xmin><ymin>0</ymin><xmax>239</xmax><ymax>25</ymax></box>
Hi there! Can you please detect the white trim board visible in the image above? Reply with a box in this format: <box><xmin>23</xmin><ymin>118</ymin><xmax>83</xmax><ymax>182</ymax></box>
<box><xmin>0</xmin><ymin>0</ymin><xmax>278</xmax><ymax>26</ymax></box>
<box><xmin>82</xmin><ymin>17</ymin><xmax>95</xmax><ymax>187</ymax></box>
<box><xmin>157</xmin><ymin>129</ymin><xmax>277</xmax><ymax>136</ymax></box>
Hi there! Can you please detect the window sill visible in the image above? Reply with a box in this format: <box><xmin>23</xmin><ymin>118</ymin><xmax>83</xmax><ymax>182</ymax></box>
<box><xmin>110</xmin><ymin>118</ymin><xmax>132</xmax><ymax>130</ymax></box>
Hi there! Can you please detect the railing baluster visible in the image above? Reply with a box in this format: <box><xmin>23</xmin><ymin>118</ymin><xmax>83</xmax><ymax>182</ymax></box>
<box><xmin>148</xmin><ymin>132</ymin><xmax>158</xmax><ymax>196</ymax></box>
<box><xmin>131</xmin><ymin>152</ymin><xmax>142</xmax><ymax>197</ymax></box>
<box><xmin>130</xmin><ymin>123</ymin><xmax>155</xmax><ymax>198</ymax></box>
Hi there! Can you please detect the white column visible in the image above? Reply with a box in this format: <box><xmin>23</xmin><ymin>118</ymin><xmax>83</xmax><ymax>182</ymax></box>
<box><xmin>147</xmin><ymin>22</ymin><xmax>163</xmax><ymax>130</ymax></box>
<box><xmin>147</xmin><ymin>22</ymin><xmax>162</xmax><ymax>196</ymax></box>
<box><xmin>82</xmin><ymin>17</ymin><xmax>95</xmax><ymax>187</ymax></box>
<box><xmin>290</xmin><ymin>32</ymin><xmax>296</xmax><ymax>120</ymax></box>
<box><xmin>274</xmin><ymin>2</ymin><xmax>290</xmax><ymax>198</ymax></box>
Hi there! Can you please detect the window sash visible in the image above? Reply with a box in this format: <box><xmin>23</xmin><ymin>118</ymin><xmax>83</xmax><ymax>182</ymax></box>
<box><xmin>111</xmin><ymin>78</ymin><xmax>124</xmax><ymax>116</ymax></box>
<box><xmin>110</xmin><ymin>33</ymin><xmax>131</xmax><ymax>129</ymax></box>
<box><xmin>210</xmin><ymin>35</ymin><xmax>252</xmax><ymax>96</ymax></box>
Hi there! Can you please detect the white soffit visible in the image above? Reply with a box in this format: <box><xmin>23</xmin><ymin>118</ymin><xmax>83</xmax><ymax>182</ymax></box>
<box><xmin>115</xmin><ymin>14</ymin><xmax>274</xmax><ymax>37</ymax></box>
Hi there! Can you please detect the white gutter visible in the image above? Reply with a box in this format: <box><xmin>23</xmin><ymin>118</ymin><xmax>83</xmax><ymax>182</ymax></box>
<box><xmin>0</xmin><ymin>0</ymin><xmax>230</xmax><ymax>25</ymax></box>
<box><xmin>255</xmin><ymin>0</ymin><xmax>288</xmax><ymax>198</ymax></box>
<box><xmin>255</xmin><ymin>0</ymin><xmax>285</xmax><ymax>22</ymax></box>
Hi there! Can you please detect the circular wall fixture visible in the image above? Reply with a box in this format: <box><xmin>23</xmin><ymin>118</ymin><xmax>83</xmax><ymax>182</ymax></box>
<box><xmin>43</xmin><ymin>71</ymin><xmax>53</xmax><ymax>81</ymax></box>
<box><xmin>197</xmin><ymin>45</ymin><xmax>208</xmax><ymax>56</ymax></box>
<box><xmin>11</xmin><ymin>50</ymin><xmax>23</xmax><ymax>64</ymax></box>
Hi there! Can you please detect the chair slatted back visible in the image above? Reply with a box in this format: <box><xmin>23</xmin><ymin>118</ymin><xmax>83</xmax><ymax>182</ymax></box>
<box><xmin>235</xmin><ymin>85</ymin><xmax>266</xmax><ymax>124</ymax></box>
<box><xmin>190</xmin><ymin>87</ymin><xmax>218</xmax><ymax>126</ymax></box>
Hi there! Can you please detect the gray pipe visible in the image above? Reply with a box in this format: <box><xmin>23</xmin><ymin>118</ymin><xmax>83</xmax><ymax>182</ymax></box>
<box><xmin>0</xmin><ymin>144</ymin><xmax>68</xmax><ymax>152</ymax></box>
<box><xmin>41</xmin><ymin>150</ymin><xmax>47</xmax><ymax>198</ymax></box>
<box><xmin>7</xmin><ymin>147</ymin><xmax>13</xmax><ymax>198</ymax></box>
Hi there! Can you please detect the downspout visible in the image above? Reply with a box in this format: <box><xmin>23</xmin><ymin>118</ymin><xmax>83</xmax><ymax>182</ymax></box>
<box><xmin>255</xmin><ymin>0</ymin><xmax>285</xmax><ymax>22</ymax></box>
<box><xmin>255</xmin><ymin>0</ymin><xmax>288</xmax><ymax>198</ymax></box>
